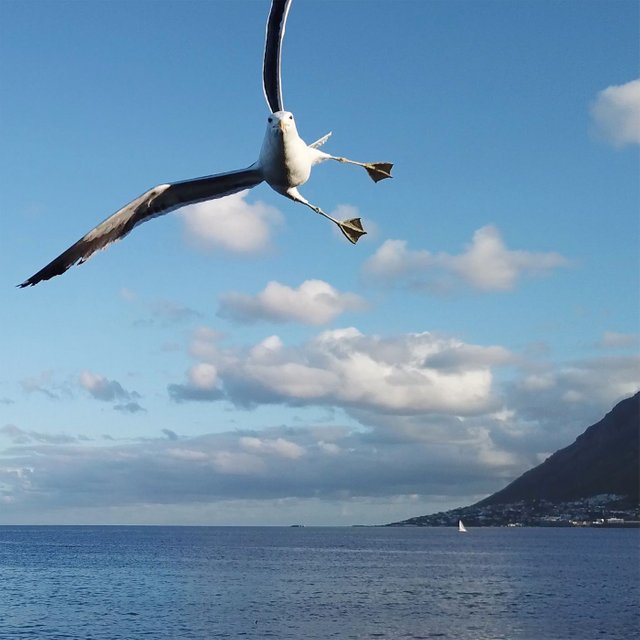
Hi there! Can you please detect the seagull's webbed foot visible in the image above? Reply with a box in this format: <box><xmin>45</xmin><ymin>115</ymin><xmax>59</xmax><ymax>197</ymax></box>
<box><xmin>364</xmin><ymin>162</ymin><xmax>394</xmax><ymax>183</ymax></box>
<box><xmin>286</xmin><ymin>187</ymin><xmax>367</xmax><ymax>244</ymax></box>
<box><xmin>311</xmin><ymin>206</ymin><xmax>367</xmax><ymax>244</ymax></box>
<box><xmin>337</xmin><ymin>218</ymin><xmax>367</xmax><ymax>244</ymax></box>
<box><xmin>333</xmin><ymin>157</ymin><xmax>394</xmax><ymax>182</ymax></box>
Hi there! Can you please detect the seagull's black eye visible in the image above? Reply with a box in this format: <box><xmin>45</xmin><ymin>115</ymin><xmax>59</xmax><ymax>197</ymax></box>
<box><xmin>268</xmin><ymin>117</ymin><xmax>273</xmax><ymax>123</ymax></box>
<box><xmin>288</xmin><ymin>115</ymin><xmax>293</xmax><ymax>119</ymax></box>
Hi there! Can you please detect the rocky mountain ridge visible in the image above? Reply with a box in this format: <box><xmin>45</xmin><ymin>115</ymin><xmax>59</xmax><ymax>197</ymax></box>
<box><xmin>387</xmin><ymin>392</ymin><xmax>639</xmax><ymax>527</ymax></box>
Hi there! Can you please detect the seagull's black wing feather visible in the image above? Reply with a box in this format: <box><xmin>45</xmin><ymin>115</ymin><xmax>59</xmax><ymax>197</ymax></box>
<box><xmin>19</xmin><ymin>166</ymin><xmax>263</xmax><ymax>287</ymax></box>
<box><xmin>263</xmin><ymin>0</ymin><xmax>292</xmax><ymax>113</ymax></box>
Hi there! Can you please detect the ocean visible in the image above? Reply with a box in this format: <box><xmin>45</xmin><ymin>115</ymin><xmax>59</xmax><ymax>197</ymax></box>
<box><xmin>0</xmin><ymin>525</ymin><xmax>638</xmax><ymax>639</ymax></box>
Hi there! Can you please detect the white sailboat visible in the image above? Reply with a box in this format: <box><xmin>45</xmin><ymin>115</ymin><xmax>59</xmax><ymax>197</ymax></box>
<box><xmin>458</xmin><ymin>519</ymin><xmax>468</xmax><ymax>533</ymax></box>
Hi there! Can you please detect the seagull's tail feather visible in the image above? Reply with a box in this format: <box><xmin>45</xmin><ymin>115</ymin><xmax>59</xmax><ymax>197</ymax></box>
<box><xmin>338</xmin><ymin>218</ymin><xmax>367</xmax><ymax>244</ymax></box>
<box><xmin>364</xmin><ymin>162</ymin><xmax>393</xmax><ymax>183</ymax></box>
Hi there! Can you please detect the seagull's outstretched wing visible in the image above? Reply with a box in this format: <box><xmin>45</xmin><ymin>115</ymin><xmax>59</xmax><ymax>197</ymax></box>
<box><xmin>263</xmin><ymin>0</ymin><xmax>292</xmax><ymax>113</ymax></box>
<box><xmin>19</xmin><ymin>167</ymin><xmax>263</xmax><ymax>287</ymax></box>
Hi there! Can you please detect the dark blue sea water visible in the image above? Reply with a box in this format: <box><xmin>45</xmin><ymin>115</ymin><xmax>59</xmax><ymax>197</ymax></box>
<box><xmin>0</xmin><ymin>526</ymin><xmax>638</xmax><ymax>640</ymax></box>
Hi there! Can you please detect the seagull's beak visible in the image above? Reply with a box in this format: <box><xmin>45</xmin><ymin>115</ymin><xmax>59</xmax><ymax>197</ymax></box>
<box><xmin>278</xmin><ymin>120</ymin><xmax>287</xmax><ymax>133</ymax></box>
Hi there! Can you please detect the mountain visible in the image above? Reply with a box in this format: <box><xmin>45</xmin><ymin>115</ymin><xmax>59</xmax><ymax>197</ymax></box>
<box><xmin>387</xmin><ymin>392</ymin><xmax>639</xmax><ymax>527</ymax></box>
<box><xmin>477</xmin><ymin>391</ymin><xmax>639</xmax><ymax>506</ymax></box>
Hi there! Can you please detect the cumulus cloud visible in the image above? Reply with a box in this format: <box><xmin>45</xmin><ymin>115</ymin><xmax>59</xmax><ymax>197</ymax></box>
<box><xmin>79</xmin><ymin>371</ymin><xmax>136</xmax><ymax>402</ymax></box>
<box><xmin>12</xmin><ymin>372</ymin><xmax>635</xmax><ymax>524</ymax></box>
<box><xmin>447</xmin><ymin>226</ymin><xmax>569</xmax><ymax>290</ymax></box>
<box><xmin>423</xmin><ymin>344</ymin><xmax>514</xmax><ymax>372</ymax></box>
<box><xmin>240</xmin><ymin>436</ymin><xmax>306</xmax><ymax>459</ymax></box>
<box><xmin>513</xmin><ymin>355</ymin><xmax>639</xmax><ymax>415</ymax></box>
<box><xmin>364</xmin><ymin>239</ymin><xmax>431</xmax><ymax>280</ymax></box>
<box><xmin>590</xmin><ymin>79</ymin><xmax>640</xmax><ymax>147</ymax></box>
<box><xmin>218</xmin><ymin>279</ymin><xmax>366</xmax><ymax>325</ymax></box>
<box><xmin>168</xmin><ymin>362</ymin><xmax>224</xmax><ymax>403</ymax></box>
<box><xmin>3</xmin><ymin>352</ymin><xmax>638</xmax><ymax>523</ymax></box>
<box><xmin>165</xmin><ymin>325</ymin><xmax>639</xmax><ymax>465</ymax></box>
<box><xmin>188</xmin><ymin>363</ymin><xmax>219</xmax><ymax>389</ymax></box>
<box><xmin>180</xmin><ymin>190</ymin><xmax>283</xmax><ymax>254</ymax></box>
<box><xmin>363</xmin><ymin>226</ymin><xmax>569</xmax><ymax>292</ymax></box>
<box><xmin>502</xmin><ymin>354</ymin><xmax>640</xmax><ymax>456</ymax></box>
<box><xmin>0</xmin><ymin>423</ymin><xmax>521</xmax><ymax>521</ymax></box>
<box><xmin>168</xmin><ymin>326</ymin><xmax>513</xmax><ymax>416</ymax></box>
<box><xmin>79</xmin><ymin>371</ymin><xmax>144</xmax><ymax>412</ymax></box>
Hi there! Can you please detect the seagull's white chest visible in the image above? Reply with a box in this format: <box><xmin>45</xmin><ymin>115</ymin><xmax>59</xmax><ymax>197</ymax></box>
<box><xmin>258</xmin><ymin>128</ymin><xmax>312</xmax><ymax>194</ymax></box>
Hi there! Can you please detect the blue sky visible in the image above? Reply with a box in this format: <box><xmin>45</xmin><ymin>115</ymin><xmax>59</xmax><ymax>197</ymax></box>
<box><xmin>0</xmin><ymin>0</ymin><xmax>638</xmax><ymax>525</ymax></box>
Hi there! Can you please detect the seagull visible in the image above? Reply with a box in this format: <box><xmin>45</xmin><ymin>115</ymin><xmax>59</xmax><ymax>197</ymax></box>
<box><xmin>19</xmin><ymin>0</ymin><xmax>392</xmax><ymax>288</ymax></box>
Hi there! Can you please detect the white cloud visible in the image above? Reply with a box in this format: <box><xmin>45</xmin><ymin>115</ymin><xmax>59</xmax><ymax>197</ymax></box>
<box><xmin>318</xmin><ymin>441</ymin><xmax>341</xmax><ymax>455</ymax></box>
<box><xmin>590</xmin><ymin>79</ymin><xmax>640</xmax><ymax>147</ymax></box>
<box><xmin>187</xmin><ymin>363</ymin><xmax>218</xmax><ymax>390</ymax></box>
<box><xmin>363</xmin><ymin>226</ymin><xmax>569</xmax><ymax>292</ymax></box>
<box><xmin>240</xmin><ymin>436</ymin><xmax>306</xmax><ymax>459</ymax></box>
<box><xmin>78</xmin><ymin>371</ymin><xmax>144</xmax><ymax>413</ymax></box>
<box><xmin>507</xmin><ymin>355</ymin><xmax>640</xmax><ymax>446</ymax></box>
<box><xmin>423</xmin><ymin>344</ymin><xmax>513</xmax><ymax>372</ymax></box>
<box><xmin>0</xmin><ymin>423</ymin><xmax>519</xmax><ymax>522</ymax></box>
<box><xmin>446</xmin><ymin>226</ymin><xmax>569</xmax><ymax>291</ymax></box>
<box><xmin>170</xmin><ymin>326</ymin><xmax>513</xmax><ymax>416</ymax></box>
<box><xmin>218</xmin><ymin>279</ymin><xmax>366</xmax><ymax>325</ymax></box>
<box><xmin>168</xmin><ymin>362</ymin><xmax>223</xmax><ymax>403</ymax></box>
<box><xmin>211</xmin><ymin>450</ymin><xmax>266</xmax><ymax>475</ymax></box>
<box><xmin>167</xmin><ymin>448</ymin><xmax>209</xmax><ymax>462</ymax></box>
<box><xmin>362</xmin><ymin>239</ymin><xmax>432</xmax><ymax>279</ymax></box>
<box><xmin>180</xmin><ymin>190</ymin><xmax>283</xmax><ymax>254</ymax></box>
<box><xmin>79</xmin><ymin>371</ymin><xmax>136</xmax><ymax>402</ymax></box>
<box><xmin>3</xmin><ymin>365</ymin><xmax>638</xmax><ymax>524</ymax></box>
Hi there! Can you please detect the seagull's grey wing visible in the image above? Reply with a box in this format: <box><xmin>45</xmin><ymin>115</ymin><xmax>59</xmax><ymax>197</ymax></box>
<box><xmin>263</xmin><ymin>0</ymin><xmax>292</xmax><ymax>113</ymax></box>
<box><xmin>19</xmin><ymin>166</ymin><xmax>263</xmax><ymax>287</ymax></box>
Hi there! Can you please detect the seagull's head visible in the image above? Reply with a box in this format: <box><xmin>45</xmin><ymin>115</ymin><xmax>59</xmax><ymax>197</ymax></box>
<box><xmin>267</xmin><ymin>111</ymin><xmax>297</xmax><ymax>136</ymax></box>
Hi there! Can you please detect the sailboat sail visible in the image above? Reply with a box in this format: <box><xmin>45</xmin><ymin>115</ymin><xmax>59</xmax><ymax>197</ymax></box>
<box><xmin>458</xmin><ymin>519</ymin><xmax>467</xmax><ymax>532</ymax></box>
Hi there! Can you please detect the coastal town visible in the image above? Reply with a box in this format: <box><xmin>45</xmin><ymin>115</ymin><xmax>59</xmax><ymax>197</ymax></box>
<box><xmin>388</xmin><ymin>394</ymin><xmax>639</xmax><ymax>529</ymax></box>
<box><xmin>388</xmin><ymin>494</ymin><xmax>640</xmax><ymax>528</ymax></box>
